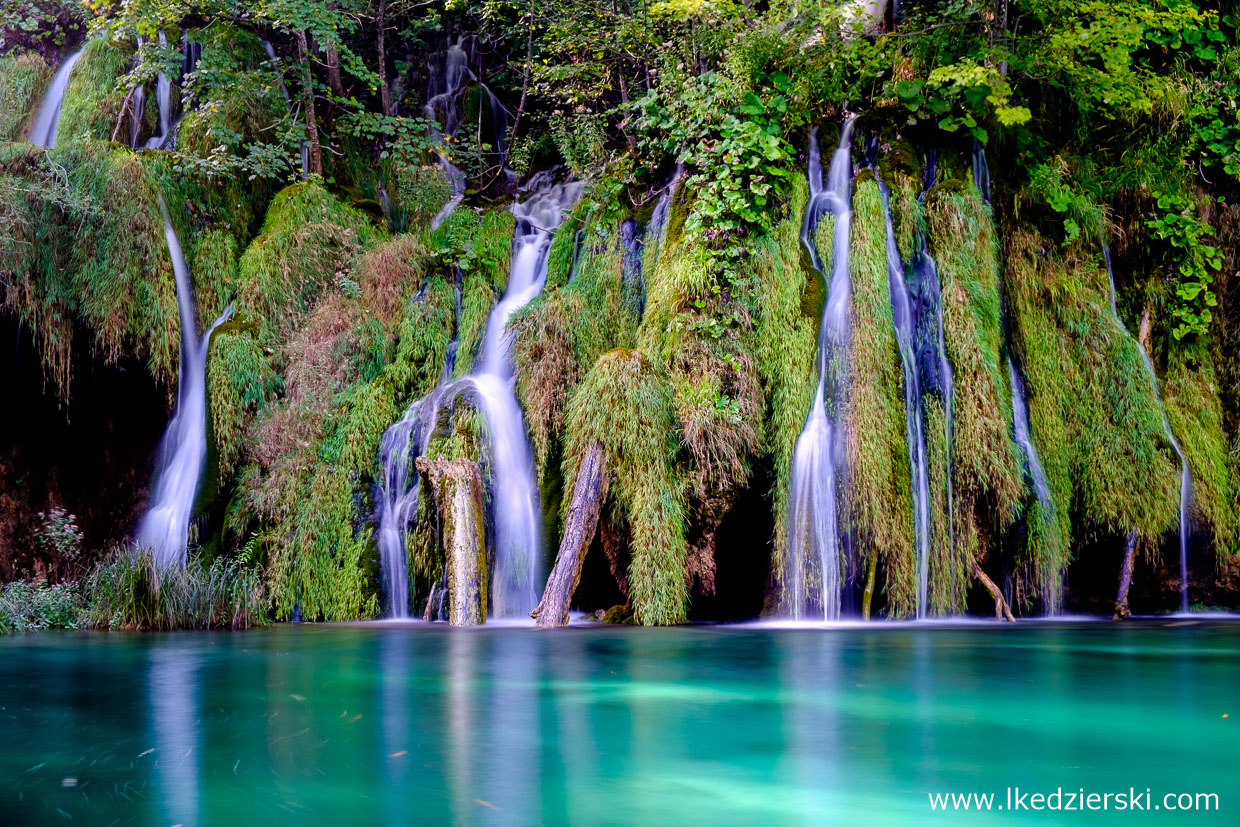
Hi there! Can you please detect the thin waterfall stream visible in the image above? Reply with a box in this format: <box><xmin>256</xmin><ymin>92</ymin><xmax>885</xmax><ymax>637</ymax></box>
<box><xmin>1103</xmin><ymin>241</ymin><xmax>1193</xmax><ymax>612</ymax></box>
<box><xmin>30</xmin><ymin>48</ymin><xmax>84</xmax><ymax>148</ymax></box>
<box><xmin>875</xmin><ymin>176</ymin><xmax>933</xmax><ymax>619</ymax></box>
<box><xmin>137</xmin><ymin>198</ymin><xmax>233</xmax><ymax>568</ymax></box>
<box><xmin>786</xmin><ymin>120</ymin><xmax>855</xmax><ymax>620</ymax></box>
<box><xmin>145</xmin><ymin>31</ymin><xmax>173</xmax><ymax>149</ymax></box>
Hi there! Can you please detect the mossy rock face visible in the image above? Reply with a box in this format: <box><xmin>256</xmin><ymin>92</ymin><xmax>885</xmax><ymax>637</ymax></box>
<box><xmin>601</xmin><ymin>603</ymin><xmax>635</xmax><ymax>624</ymax></box>
<box><xmin>845</xmin><ymin>178</ymin><xmax>917</xmax><ymax>616</ymax></box>
<box><xmin>56</xmin><ymin>39</ymin><xmax>132</xmax><ymax>145</ymax></box>
<box><xmin>1005</xmin><ymin>228</ymin><xmax>1180</xmax><ymax>607</ymax></box>
<box><xmin>0</xmin><ymin>52</ymin><xmax>52</xmax><ymax>141</ymax></box>
<box><xmin>564</xmin><ymin>348</ymin><xmax>688</xmax><ymax>625</ymax></box>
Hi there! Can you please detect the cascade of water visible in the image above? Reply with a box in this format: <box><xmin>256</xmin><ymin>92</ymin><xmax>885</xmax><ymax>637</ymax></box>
<box><xmin>376</xmin><ymin>178</ymin><xmax>584</xmax><ymax>618</ymax></box>
<box><xmin>464</xmin><ymin>179</ymin><xmax>584</xmax><ymax>615</ymax></box>
<box><xmin>875</xmin><ymin>177</ymin><xmax>934</xmax><ymax>619</ymax></box>
<box><xmin>1007</xmin><ymin>357</ymin><xmax>1051</xmax><ymax>507</ymax></box>
<box><xmin>425</xmin><ymin>40</ymin><xmax>473</xmax><ymax>228</ymax></box>
<box><xmin>136</xmin><ymin>198</ymin><xmax>234</xmax><ymax>568</ymax></box>
<box><xmin>260</xmin><ymin>40</ymin><xmax>308</xmax><ymax>180</ymax></box>
<box><xmin>376</xmin><ymin>287</ymin><xmax>461</xmax><ymax>618</ymax></box>
<box><xmin>144</xmin><ymin>31</ymin><xmax>173</xmax><ymax>149</ymax></box>
<box><xmin>649</xmin><ymin>164</ymin><xmax>684</xmax><ymax>249</ymax></box>
<box><xmin>1103</xmin><ymin>241</ymin><xmax>1192</xmax><ymax>612</ymax></box>
<box><xmin>29</xmin><ymin>48</ymin><xmax>84</xmax><ymax>148</ymax></box>
<box><xmin>971</xmin><ymin>140</ymin><xmax>991</xmax><ymax>205</ymax></box>
<box><xmin>787</xmin><ymin>120</ymin><xmax>856</xmax><ymax>620</ymax></box>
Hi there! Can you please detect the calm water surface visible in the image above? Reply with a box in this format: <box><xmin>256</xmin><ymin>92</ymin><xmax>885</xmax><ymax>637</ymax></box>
<box><xmin>0</xmin><ymin>621</ymin><xmax>1236</xmax><ymax>824</ymax></box>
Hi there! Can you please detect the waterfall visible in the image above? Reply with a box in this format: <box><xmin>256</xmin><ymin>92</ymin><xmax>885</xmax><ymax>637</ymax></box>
<box><xmin>971</xmin><ymin>140</ymin><xmax>991</xmax><ymax>205</ymax></box>
<box><xmin>260</xmin><ymin>40</ymin><xmax>308</xmax><ymax>180</ymax></box>
<box><xmin>376</xmin><ymin>178</ymin><xmax>583</xmax><ymax>619</ymax></box>
<box><xmin>425</xmin><ymin>40</ymin><xmax>472</xmax><ymax>228</ymax></box>
<box><xmin>463</xmin><ymin>179</ymin><xmax>584</xmax><ymax>616</ymax></box>
<box><xmin>787</xmin><ymin>120</ymin><xmax>855</xmax><ymax>620</ymax></box>
<box><xmin>376</xmin><ymin>286</ymin><xmax>461</xmax><ymax>618</ymax></box>
<box><xmin>1103</xmin><ymin>241</ymin><xmax>1193</xmax><ymax>612</ymax></box>
<box><xmin>1007</xmin><ymin>357</ymin><xmax>1051</xmax><ymax>507</ymax></box>
<box><xmin>29</xmin><ymin>48</ymin><xmax>84</xmax><ymax>148</ymax></box>
<box><xmin>136</xmin><ymin>198</ymin><xmax>233</xmax><ymax>568</ymax></box>
<box><xmin>145</xmin><ymin>31</ymin><xmax>173</xmax><ymax>149</ymax></box>
<box><xmin>875</xmin><ymin>178</ymin><xmax>933</xmax><ymax>619</ymax></box>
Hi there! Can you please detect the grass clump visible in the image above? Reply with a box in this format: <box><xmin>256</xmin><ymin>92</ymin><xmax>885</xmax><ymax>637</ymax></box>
<box><xmin>0</xmin><ymin>52</ymin><xmax>51</xmax><ymax>141</ymax></box>
<box><xmin>55</xmin><ymin>38</ymin><xmax>131</xmax><ymax>145</ymax></box>
<box><xmin>85</xmin><ymin>548</ymin><xmax>266</xmax><ymax>630</ymax></box>
<box><xmin>1005</xmin><ymin>229</ymin><xmax>1180</xmax><ymax>605</ymax></box>
<box><xmin>235</xmin><ymin>181</ymin><xmax>381</xmax><ymax>347</ymax></box>
<box><xmin>563</xmin><ymin>349</ymin><xmax>688</xmax><ymax>625</ymax></box>
<box><xmin>1162</xmin><ymin>344</ymin><xmax>1238</xmax><ymax>559</ymax></box>
<box><xmin>751</xmin><ymin>176</ymin><xmax>818</xmax><ymax>613</ymax></box>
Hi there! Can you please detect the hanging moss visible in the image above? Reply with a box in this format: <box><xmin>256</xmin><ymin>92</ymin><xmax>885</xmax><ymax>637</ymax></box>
<box><xmin>1005</xmin><ymin>229</ymin><xmax>1179</xmax><ymax>601</ymax></box>
<box><xmin>562</xmin><ymin>349</ymin><xmax>687</xmax><ymax>625</ymax></box>
<box><xmin>55</xmin><ymin>38</ymin><xmax>131</xmax><ymax>145</ymax></box>
<box><xmin>1163</xmin><ymin>345</ymin><xmax>1238</xmax><ymax>559</ymax></box>
<box><xmin>208</xmin><ymin>326</ymin><xmax>280</xmax><ymax>483</ymax></box>
<box><xmin>0</xmin><ymin>52</ymin><xmax>51</xmax><ymax>141</ymax></box>
<box><xmin>752</xmin><ymin>176</ymin><xmax>818</xmax><ymax>613</ymax></box>
<box><xmin>845</xmin><ymin>178</ymin><xmax>917</xmax><ymax>616</ymax></box>
<box><xmin>926</xmin><ymin>180</ymin><xmax>1024</xmax><ymax>612</ymax></box>
<box><xmin>512</xmin><ymin>210</ymin><xmax>633</xmax><ymax>485</ymax></box>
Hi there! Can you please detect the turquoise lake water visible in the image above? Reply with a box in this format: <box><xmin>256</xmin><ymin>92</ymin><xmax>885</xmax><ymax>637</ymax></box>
<box><xmin>0</xmin><ymin>620</ymin><xmax>1236</xmax><ymax>824</ymax></box>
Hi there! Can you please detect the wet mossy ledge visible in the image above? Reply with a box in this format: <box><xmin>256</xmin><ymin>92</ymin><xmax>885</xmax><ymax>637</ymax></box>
<box><xmin>2</xmin><ymin>3</ymin><xmax>1239</xmax><ymax>628</ymax></box>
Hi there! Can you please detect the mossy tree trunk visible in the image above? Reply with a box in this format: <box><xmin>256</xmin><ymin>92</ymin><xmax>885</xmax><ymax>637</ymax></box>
<box><xmin>533</xmin><ymin>442</ymin><xmax>606</xmax><ymax>627</ymax></box>
<box><xmin>418</xmin><ymin>456</ymin><xmax>488</xmax><ymax>625</ymax></box>
<box><xmin>296</xmin><ymin>29</ymin><xmax>324</xmax><ymax>176</ymax></box>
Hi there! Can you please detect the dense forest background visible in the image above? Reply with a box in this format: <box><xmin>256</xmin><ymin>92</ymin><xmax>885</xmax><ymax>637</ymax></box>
<box><xmin>0</xmin><ymin>0</ymin><xmax>1237</xmax><ymax>626</ymax></box>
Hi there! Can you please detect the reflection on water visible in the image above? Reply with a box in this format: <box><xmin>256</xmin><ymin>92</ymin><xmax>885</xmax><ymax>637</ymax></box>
<box><xmin>149</xmin><ymin>643</ymin><xmax>200</xmax><ymax>827</ymax></box>
<box><xmin>0</xmin><ymin>622</ymin><xmax>1237</xmax><ymax>824</ymax></box>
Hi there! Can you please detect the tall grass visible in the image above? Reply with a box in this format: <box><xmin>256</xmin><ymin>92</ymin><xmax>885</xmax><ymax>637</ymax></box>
<box><xmin>0</xmin><ymin>580</ymin><xmax>84</xmax><ymax>633</ymax></box>
<box><xmin>85</xmin><ymin>548</ymin><xmax>266</xmax><ymax>630</ymax></box>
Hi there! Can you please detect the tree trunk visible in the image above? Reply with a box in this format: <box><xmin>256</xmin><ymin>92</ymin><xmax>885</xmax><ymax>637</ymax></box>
<box><xmin>973</xmin><ymin>562</ymin><xmax>1015</xmax><ymax>621</ymax></box>
<box><xmin>325</xmin><ymin>42</ymin><xmax>343</xmax><ymax>97</ymax></box>
<box><xmin>1114</xmin><ymin>528</ymin><xmax>1138</xmax><ymax>619</ymax></box>
<box><xmin>1138</xmin><ymin>306</ymin><xmax>1152</xmax><ymax>354</ymax></box>
<box><xmin>532</xmin><ymin>443</ymin><xmax>606</xmax><ymax>627</ymax></box>
<box><xmin>296</xmin><ymin>29</ymin><xmax>324</xmax><ymax>176</ymax></box>
<box><xmin>418</xmin><ymin>457</ymin><xmax>488</xmax><ymax>625</ymax></box>
<box><xmin>861</xmin><ymin>553</ymin><xmax>877</xmax><ymax>620</ymax></box>
<box><xmin>376</xmin><ymin>0</ymin><xmax>391</xmax><ymax>116</ymax></box>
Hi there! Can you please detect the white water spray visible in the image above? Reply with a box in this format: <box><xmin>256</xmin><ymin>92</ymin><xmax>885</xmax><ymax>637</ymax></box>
<box><xmin>787</xmin><ymin>120</ymin><xmax>855</xmax><ymax>620</ymax></box>
<box><xmin>376</xmin><ymin>178</ymin><xmax>583</xmax><ymax>618</ymax></box>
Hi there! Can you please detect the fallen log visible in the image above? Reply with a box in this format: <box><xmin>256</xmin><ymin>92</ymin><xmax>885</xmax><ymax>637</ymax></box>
<box><xmin>972</xmin><ymin>562</ymin><xmax>1016</xmax><ymax>622</ymax></box>
<box><xmin>417</xmin><ymin>457</ymin><xmax>488</xmax><ymax>626</ymax></box>
<box><xmin>532</xmin><ymin>443</ymin><xmax>606</xmax><ymax>628</ymax></box>
<box><xmin>1114</xmin><ymin>528</ymin><xmax>1138</xmax><ymax>619</ymax></box>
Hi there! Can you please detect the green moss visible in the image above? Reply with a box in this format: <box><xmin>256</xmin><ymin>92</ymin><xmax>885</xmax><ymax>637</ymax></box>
<box><xmin>1005</xmin><ymin>230</ymin><xmax>1180</xmax><ymax>596</ymax></box>
<box><xmin>752</xmin><ymin>175</ymin><xmax>818</xmax><ymax>612</ymax></box>
<box><xmin>563</xmin><ymin>349</ymin><xmax>688</xmax><ymax>625</ymax></box>
<box><xmin>0</xmin><ymin>142</ymin><xmax>180</xmax><ymax>397</ymax></box>
<box><xmin>926</xmin><ymin>182</ymin><xmax>1024</xmax><ymax>610</ymax></box>
<box><xmin>845</xmin><ymin>179</ymin><xmax>916</xmax><ymax>616</ymax></box>
<box><xmin>191</xmin><ymin>229</ymin><xmax>239</xmax><ymax>325</ymax></box>
<box><xmin>208</xmin><ymin>328</ymin><xmax>280</xmax><ymax>482</ymax></box>
<box><xmin>56</xmin><ymin>38</ymin><xmax>131</xmax><ymax>145</ymax></box>
<box><xmin>1163</xmin><ymin>346</ymin><xmax>1238</xmax><ymax>558</ymax></box>
<box><xmin>235</xmin><ymin>181</ymin><xmax>381</xmax><ymax>347</ymax></box>
<box><xmin>0</xmin><ymin>52</ymin><xmax>51</xmax><ymax>142</ymax></box>
<box><xmin>453</xmin><ymin>271</ymin><xmax>496</xmax><ymax>379</ymax></box>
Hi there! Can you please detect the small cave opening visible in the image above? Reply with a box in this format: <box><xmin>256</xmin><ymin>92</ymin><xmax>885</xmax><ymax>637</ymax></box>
<box><xmin>0</xmin><ymin>315</ymin><xmax>168</xmax><ymax>579</ymax></box>
<box><xmin>689</xmin><ymin>479</ymin><xmax>772</xmax><ymax>622</ymax></box>
<box><xmin>570</xmin><ymin>527</ymin><xmax>627</xmax><ymax>617</ymax></box>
